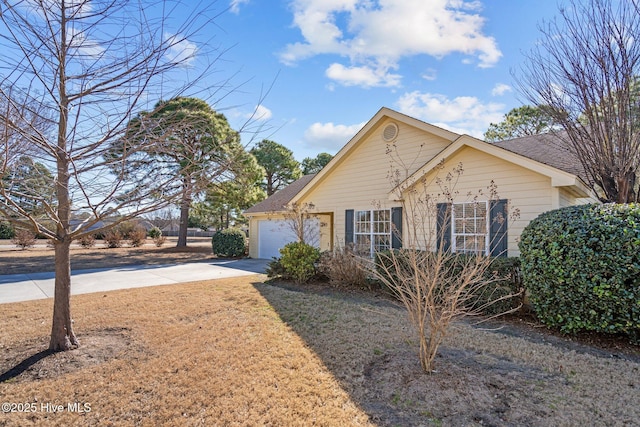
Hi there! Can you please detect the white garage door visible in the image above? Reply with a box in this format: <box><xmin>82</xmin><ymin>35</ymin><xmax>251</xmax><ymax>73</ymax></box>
<box><xmin>257</xmin><ymin>219</ymin><xmax>320</xmax><ymax>259</ymax></box>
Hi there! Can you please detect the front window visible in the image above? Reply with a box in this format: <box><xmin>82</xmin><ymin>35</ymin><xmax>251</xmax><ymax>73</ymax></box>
<box><xmin>452</xmin><ymin>201</ymin><xmax>488</xmax><ymax>255</ymax></box>
<box><xmin>355</xmin><ymin>209</ymin><xmax>391</xmax><ymax>256</ymax></box>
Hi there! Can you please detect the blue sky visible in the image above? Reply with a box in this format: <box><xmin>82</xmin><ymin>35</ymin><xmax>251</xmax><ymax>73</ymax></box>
<box><xmin>190</xmin><ymin>0</ymin><xmax>563</xmax><ymax>161</ymax></box>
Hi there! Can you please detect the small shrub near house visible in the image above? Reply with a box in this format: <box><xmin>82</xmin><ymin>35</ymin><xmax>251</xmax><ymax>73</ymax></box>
<box><xmin>266</xmin><ymin>257</ymin><xmax>287</xmax><ymax>279</ymax></box>
<box><xmin>278</xmin><ymin>242</ymin><xmax>321</xmax><ymax>284</ymax></box>
<box><xmin>318</xmin><ymin>244</ymin><xmax>370</xmax><ymax>289</ymax></box>
<box><xmin>519</xmin><ymin>203</ymin><xmax>640</xmax><ymax>341</ymax></box>
<box><xmin>12</xmin><ymin>229</ymin><xmax>37</xmax><ymax>250</ymax></box>
<box><xmin>375</xmin><ymin>250</ymin><xmax>523</xmax><ymax>316</ymax></box>
<box><xmin>212</xmin><ymin>228</ymin><xmax>246</xmax><ymax>258</ymax></box>
<box><xmin>452</xmin><ymin>255</ymin><xmax>523</xmax><ymax>316</ymax></box>
<box><xmin>0</xmin><ymin>221</ymin><xmax>15</xmax><ymax>239</ymax></box>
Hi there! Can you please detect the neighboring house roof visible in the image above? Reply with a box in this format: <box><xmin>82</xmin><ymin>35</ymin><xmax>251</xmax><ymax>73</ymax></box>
<box><xmin>69</xmin><ymin>219</ymin><xmax>108</xmax><ymax>232</ymax></box>
<box><xmin>244</xmin><ymin>174</ymin><xmax>316</xmax><ymax>214</ymax></box>
<box><xmin>492</xmin><ymin>132</ymin><xmax>589</xmax><ymax>182</ymax></box>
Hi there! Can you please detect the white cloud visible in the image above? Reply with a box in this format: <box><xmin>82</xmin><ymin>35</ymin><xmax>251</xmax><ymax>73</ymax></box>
<box><xmin>491</xmin><ymin>83</ymin><xmax>512</xmax><ymax>96</ymax></box>
<box><xmin>230</xmin><ymin>0</ymin><xmax>249</xmax><ymax>14</ymax></box>
<box><xmin>421</xmin><ymin>69</ymin><xmax>438</xmax><ymax>81</ymax></box>
<box><xmin>303</xmin><ymin>121</ymin><xmax>366</xmax><ymax>150</ymax></box>
<box><xmin>68</xmin><ymin>27</ymin><xmax>105</xmax><ymax>59</ymax></box>
<box><xmin>325</xmin><ymin>63</ymin><xmax>401</xmax><ymax>88</ymax></box>
<box><xmin>165</xmin><ymin>33</ymin><xmax>198</xmax><ymax>66</ymax></box>
<box><xmin>396</xmin><ymin>91</ymin><xmax>504</xmax><ymax>138</ymax></box>
<box><xmin>253</xmin><ymin>104</ymin><xmax>272</xmax><ymax>121</ymax></box>
<box><xmin>226</xmin><ymin>105</ymin><xmax>273</xmax><ymax>124</ymax></box>
<box><xmin>281</xmin><ymin>0</ymin><xmax>501</xmax><ymax>87</ymax></box>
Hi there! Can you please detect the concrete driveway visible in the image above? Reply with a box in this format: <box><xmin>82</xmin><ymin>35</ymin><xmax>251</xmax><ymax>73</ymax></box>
<box><xmin>0</xmin><ymin>258</ymin><xmax>269</xmax><ymax>304</ymax></box>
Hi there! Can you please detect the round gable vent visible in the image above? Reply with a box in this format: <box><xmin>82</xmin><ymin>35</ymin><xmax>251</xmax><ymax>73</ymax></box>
<box><xmin>382</xmin><ymin>122</ymin><xmax>399</xmax><ymax>142</ymax></box>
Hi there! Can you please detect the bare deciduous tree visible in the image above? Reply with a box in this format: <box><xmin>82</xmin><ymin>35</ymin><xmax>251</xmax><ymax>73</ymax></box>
<box><xmin>0</xmin><ymin>0</ymin><xmax>229</xmax><ymax>351</ymax></box>
<box><xmin>282</xmin><ymin>202</ymin><xmax>320</xmax><ymax>247</ymax></box>
<box><xmin>369</xmin><ymin>146</ymin><xmax>521</xmax><ymax>373</ymax></box>
<box><xmin>517</xmin><ymin>0</ymin><xmax>640</xmax><ymax>203</ymax></box>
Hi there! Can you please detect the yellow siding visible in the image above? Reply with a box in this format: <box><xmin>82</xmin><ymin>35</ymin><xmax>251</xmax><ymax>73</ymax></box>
<box><xmin>250</xmin><ymin>116</ymin><xmax>594</xmax><ymax>259</ymax></box>
<box><xmin>298</xmin><ymin>118</ymin><xmax>452</xmax><ymax>246</ymax></box>
<box><xmin>559</xmin><ymin>187</ymin><xmax>599</xmax><ymax>207</ymax></box>
<box><xmin>412</xmin><ymin>147</ymin><xmax>554</xmax><ymax>257</ymax></box>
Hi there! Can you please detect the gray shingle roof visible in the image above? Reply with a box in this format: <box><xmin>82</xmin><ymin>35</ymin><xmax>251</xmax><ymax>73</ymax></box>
<box><xmin>492</xmin><ymin>132</ymin><xmax>588</xmax><ymax>181</ymax></box>
<box><xmin>244</xmin><ymin>174</ymin><xmax>316</xmax><ymax>214</ymax></box>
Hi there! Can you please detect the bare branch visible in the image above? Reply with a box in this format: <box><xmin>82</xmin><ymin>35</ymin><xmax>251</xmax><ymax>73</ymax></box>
<box><xmin>516</xmin><ymin>0</ymin><xmax>640</xmax><ymax>202</ymax></box>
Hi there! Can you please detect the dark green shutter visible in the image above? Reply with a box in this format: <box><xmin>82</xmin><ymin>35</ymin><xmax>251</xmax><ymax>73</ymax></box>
<box><xmin>489</xmin><ymin>199</ymin><xmax>508</xmax><ymax>257</ymax></box>
<box><xmin>436</xmin><ymin>203</ymin><xmax>451</xmax><ymax>252</ymax></box>
<box><xmin>391</xmin><ymin>207</ymin><xmax>402</xmax><ymax>249</ymax></box>
<box><xmin>345</xmin><ymin>209</ymin><xmax>354</xmax><ymax>245</ymax></box>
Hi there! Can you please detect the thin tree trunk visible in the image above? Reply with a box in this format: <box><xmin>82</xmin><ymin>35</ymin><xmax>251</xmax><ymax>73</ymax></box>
<box><xmin>49</xmin><ymin>13</ymin><xmax>77</xmax><ymax>351</ymax></box>
<box><xmin>267</xmin><ymin>175</ymin><xmax>274</xmax><ymax>196</ymax></box>
<box><xmin>177</xmin><ymin>179</ymin><xmax>192</xmax><ymax>247</ymax></box>
<box><xmin>49</xmin><ymin>239</ymin><xmax>78</xmax><ymax>350</ymax></box>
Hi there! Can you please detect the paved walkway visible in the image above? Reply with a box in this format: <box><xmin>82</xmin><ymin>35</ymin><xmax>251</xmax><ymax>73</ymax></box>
<box><xmin>0</xmin><ymin>259</ymin><xmax>269</xmax><ymax>304</ymax></box>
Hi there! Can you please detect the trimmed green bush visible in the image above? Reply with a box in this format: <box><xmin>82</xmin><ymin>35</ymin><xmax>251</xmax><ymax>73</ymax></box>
<box><xmin>212</xmin><ymin>228</ymin><xmax>246</xmax><ymax>258</ymax></box>
<box><xmin>278</xmin><ymin>242</ymin><xmax>321</xmax><ymax>284</ymax></box>
<box><xmin>148</xmin><ymin>226</ymin><xmax>162</xmax><ymax>239</ymax></box>
<box><xmin>519</xmin><ymin>203</ymin><xmax>640</xmax><ymax>340</ymax></box>
<box><xmin>0</xmin><ymin>221</ymin><xmax>15</xmax><ymax>239</ymax></box>
<box><xmin>375</xmin><ymin>250</ymin><xmax>523</xmax><ymax>315</ymax></box>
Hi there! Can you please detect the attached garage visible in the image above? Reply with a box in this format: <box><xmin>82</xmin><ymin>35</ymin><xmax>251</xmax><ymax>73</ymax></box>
<box><xmin>245</xmin><ymin>174</ymin><xmax>320</xmax><ymax>259</ymax></box>
<box><xmin>256</xmin><ymin>218</ymin><xmax>321</xmax><ymax>259</ymax></box>
<box><xmin>257</xmin><ymin>219</ymin><xmax>297</xmax><ymax>259</ymax></box>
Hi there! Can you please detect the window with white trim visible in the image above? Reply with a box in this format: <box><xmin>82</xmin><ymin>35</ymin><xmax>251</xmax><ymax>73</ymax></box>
<box><xmin>354</xmin><ymin>209</ymin><xmax>391</xmax><ymax>256</ymax></box>
<box><xmin>452</xmin><ymin>201</ymin><xmax>488</xmax><ymax>255</ymax></box>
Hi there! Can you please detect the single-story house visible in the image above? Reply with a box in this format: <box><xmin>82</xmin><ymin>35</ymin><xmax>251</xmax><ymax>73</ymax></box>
<box><xmin>244</xmin><ymin>107</ymin><xmax>598</xmax><ymax>259</ymax></box>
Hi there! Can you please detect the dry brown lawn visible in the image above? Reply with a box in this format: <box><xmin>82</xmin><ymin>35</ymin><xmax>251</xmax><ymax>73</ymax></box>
<box><xmin>1</xmin><ymin>243</ymin><xmax>639</xmax><ymax>426</ymax></box>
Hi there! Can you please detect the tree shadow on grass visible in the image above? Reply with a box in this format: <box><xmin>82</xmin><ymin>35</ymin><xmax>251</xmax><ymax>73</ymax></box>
<box><xmin>251</xmin><ymin>280</ymin><xmax>430</xmax><ymax>426</ymax></box>
<box><xmin>251</xmin><ymin>279</ymin><xmax>626</xmax><ymax>427</ymax></box>
<box><xmin>0</xmin><ymin>349</ymin><xmax>54</xmax><ymax>383</ymax></box>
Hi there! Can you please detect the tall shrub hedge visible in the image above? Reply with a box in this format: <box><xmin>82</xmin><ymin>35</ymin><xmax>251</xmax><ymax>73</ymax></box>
<box><xmin>519</xmin><ymin>204</ymin><xmax>640</xmax><ymax>340</ymax></box>
<box><xmin>0</xmin><ymin>221</ymin><xmax>15</xmax><ymax>239</ymax></box>
<box><xmin>212</xmin><ymin>228</ymin><xmax>246</xmax><ymax>258</ymax></box>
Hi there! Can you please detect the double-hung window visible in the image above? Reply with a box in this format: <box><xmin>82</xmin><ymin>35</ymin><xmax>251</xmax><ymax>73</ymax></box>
<box><xmin>354</xmin><ymin>209</ymin><xmax>391</xmax><ymax>256</ymax></box>
<box><xmin>452</xmin><ymin>201</ymin><xmax>488</xmax><ymax>255</ymax></box>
